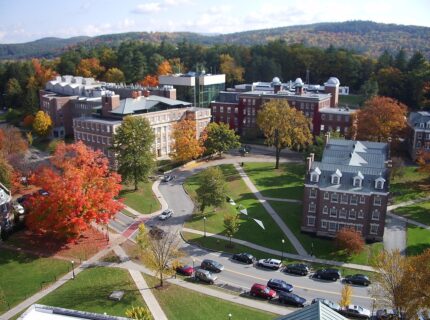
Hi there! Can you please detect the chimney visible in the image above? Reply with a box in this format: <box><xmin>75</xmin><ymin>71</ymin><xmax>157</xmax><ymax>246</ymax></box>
<box><xmin>143</xmin><ymin>89</ymin><xmax>150</xmax><ymax>97</ymax></box>
<box><xmin>306</xmin><ymin>157</ymin><xmax>312</xmax><ymax>172</ymax></box>
<box><xmin>310</xmin><ymin>153</ymin><xmax>315</xmax><ymax>162</ymax></box>
<box><xmin>131</xmin><ymin>90</ymin><xmax>141</xmax><ymax>99</ymax></box>
<box><xmin>295</xmin><ymin>85</ymin><xmax>304</xmax><ymax>95</ymax></box>
<box><xmin>325</xmin><ymin>132</ymin><xmax>330</xmax><ymax>144</ymax></box>
<box><xmin>102</xmin><ymin>94</ymin><xmax>120</xmax><ymax>117</ymax></box>
<box><xmin>274</xmin><ymin>84</ymin><xmax>281</xmax><ymax>94</ymax></box>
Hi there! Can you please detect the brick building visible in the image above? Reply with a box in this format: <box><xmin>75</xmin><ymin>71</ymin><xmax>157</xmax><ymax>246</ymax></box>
<box><xmin>407</xmin><ymin>111</ymin><xmax>430</xmax><ymax>161</ymax></box>
<box><xmin>301</xmin><ymin>137</ymin><xmax>390</xmax><ymax>242</ymax></box>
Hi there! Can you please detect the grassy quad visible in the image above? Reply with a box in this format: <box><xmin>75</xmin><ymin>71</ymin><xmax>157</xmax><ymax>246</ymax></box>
<box><xmin>184</xmin><ymin>164</ymin><xmax>297</xmax><ymax>254</ymax></box>
<box><xmin>0</xmin><ymin>249</ymin><xmax>71</xmax><ymax>313</ymax></box>
<box><xmin>394</xmin><ymin>201</ymin><xmax>430</xmax><ymax>225</ymax></box>
<box><xmin>35</xmin><ymin>267</ymin><xmax>146</xmax><ymax>317</ymax></box>
<box><xmin>120</xmin><ymin>181</ymin><xmax>161</xmax><ymax>214</ymax></box>
<box><xmin>143</xmin><ymin>274</ymin><xmax>276</xmax><ymax>320</ymax></box>
<box><xmin>242</xmin><ymin>162</ymin><xmax>305</xmax><ymax>200</ymax></box>
<box><xmin>406</xmin><ymin>225</ymin><xmax>430</xmax><ymax>256</ymax></box>
<box><xmin>390</xmin><ymin>166</ymin><xmax>430</xmax><ymax>204</ymax></box>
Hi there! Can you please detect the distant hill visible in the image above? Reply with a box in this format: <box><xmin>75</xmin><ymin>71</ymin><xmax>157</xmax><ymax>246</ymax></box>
<box><xmin>1</xmin><ymin>20</ymin><xmax>430</xmax><ymax>60</ymax></box>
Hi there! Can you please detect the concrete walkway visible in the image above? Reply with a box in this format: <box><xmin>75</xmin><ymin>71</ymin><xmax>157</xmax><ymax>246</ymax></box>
<box><xmin>387</xmin><ymin>196</ymin><xmax>430</xmax><ymax>211</ymax></box>
<box><xmin>182</xmin><ymin>227</ymin><xmax>375</xmax><ymax>272</ymax></box>
<box><xmin>387</xmin><ymin>212</ymin><xmax>430</xmax><ymax>230</ymax></box>
<box><xmin>233</xmin><ymin>163</ymin><xmax>308</xmax><ymax>256</ymax></box>
<box><xmin>262</xmin><ymin>197</ymin><xmax>302</xmax><ymax>203</ymax></box>
<box><xmin>383</xmin><ymin>215</ymin><xmax>407</xmax><ymax>254</ymax></box>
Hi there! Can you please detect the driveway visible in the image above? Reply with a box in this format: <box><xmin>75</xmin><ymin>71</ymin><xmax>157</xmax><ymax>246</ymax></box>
<box><xmin>383</xmin><ymin>214</ymin><xmax>407</xmax><ymax>254</ymax></box>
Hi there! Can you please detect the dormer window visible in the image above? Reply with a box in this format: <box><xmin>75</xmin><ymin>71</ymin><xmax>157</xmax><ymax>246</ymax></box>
<box><xmin>420</xmin><ymin>123</ymin><xmax>425</xmax><ymax>128</ymax></box>
<box><xmin>331</xmin><ymin>169</ymin><xmax>342</xmax><ymax>185</ymax></box>
<box><xmin>310</xmin><ymin>167</ymin><xmax>321</xmax><ymax>183</ymax></box>
<box><xmin>353</xmin><ymin>171</ymin><xmax>364</xmax><ymax>188</ymax></box>
<box><xmin>375</xmin><ymin>177</ymin><xmax>386</xmax><ymax>190</ymax></box>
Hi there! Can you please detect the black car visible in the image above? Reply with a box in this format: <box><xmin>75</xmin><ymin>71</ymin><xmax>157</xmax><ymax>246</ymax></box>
<box><xmin>278</xmin><ymin>292</ymin><xmax>306</xmax><ymax>307</ymax></box>
<box><xmin>200</xmin><ymin>259</ymin><xmax>224</xmax><ymax>273</ymax></box>
<box><xmin>267</xmin><ymin>278</ymin><xmax>293</xmax><ymax>293</ymax></box>
<box><xmin>38</xmin><ymin>189</ymin><xmax>49</xmax><ymax>196</ymax></box>
<box><xmin>232</xmin><ymin>253</ymin><xmax>255</xmax><ymax>264</ymax></box>
<box><xmin>344</xmin><ymin>274</ymin><xmax>371</xmax><ymax>286</ymax></box>
<box><xmin>283</xmin><ymin>263</ymin><xmax>310</xmax><ymax>276</ymax></box>
<box><xmin>313</xmin><ymin>268</ymin><xmax>341</xmax><ymax>281</ymax></box>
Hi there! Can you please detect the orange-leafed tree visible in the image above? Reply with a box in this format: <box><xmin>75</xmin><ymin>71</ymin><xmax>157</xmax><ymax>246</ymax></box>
<box><xmin>0</xmin><ymin>126</ymin><xmax>28</xmax><ymax>158</ymax></box>
<box><xmin>355</xmin><ymin>96</ymin><xmax>408</xmax><ymax>142</ymax></box>
<box><xmin>171</xmin><ymin>119</ymin><xmax>205</xmax><ymax>162</ymax></box>
<box><xmin>75</xmin><ymin>58</ymin><xmax>105</xmax><ymax>79</ymax></box>
<box><xmin>23</xmin><ymin>114</ymin><xmax>35</xmax><ymax>128</ymax></box>
<box><xmin>28</xmin><ymin>59</ymin><xmax>57</xmax><ymax>90</ymax></box>
<box><xmin>25</xmin><ymin>141</ymin><xmax>123</xmax><ymax>240</ymax></box>
<box><xmin>141</xmin><ymin>75</ymin><xmax>159</xmax><ymax>87</ymax></box>
<box><xmin>335</xmin><ymin>227</ymin><xmax>365</xmax><ymax>255</ymax></box>
<box><xmin>157</xmin><ymin>60</ymin><xmax>172</xmax><ymax>76</ymax></box>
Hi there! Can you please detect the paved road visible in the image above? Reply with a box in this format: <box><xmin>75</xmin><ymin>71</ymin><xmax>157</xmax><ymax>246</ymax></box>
<box><xmin>383</xmin><ymin>215</ymin><xmax>407</xmax><ymax>254</ymax></box>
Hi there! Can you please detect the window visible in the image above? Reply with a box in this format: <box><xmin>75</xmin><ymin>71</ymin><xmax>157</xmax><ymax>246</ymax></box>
<box><xmin>350</xmin><ymin>195</ymin><xmax>358</xmax><ymax>205</ymax></box>
<box><xmin>341</xmin><ymin>194</ymin><xmax>348</xmax><ymax>204</ymax></box>
<box><xmin>322</xmin><ymin>206</ymin><xmax>328</xmax><ymax>214</ymax></box>
<box><xmin>349</xmin><ymin>209</ymin><xmax>356</xmax><ymax>220</ymax></box>
<box><xmin>330</xmin><ymin>207</ymin><xmax>337</xmax><ymax>218</ymax></box>
<box><xmin>308</xmin><ymin>202</ymin><xmax>316</xmax><ymax>213</ymax></box>
<box><xmin>332</xmin><ymin>176</ymin><xmax>339</xmax><ymax>184</ymax></box>
<box><xmin>353</xmin><ymin>177</ymin><xmax>362</xmax><ymax>187</ymax></box>
<box><xmin>324</xmin><ymin>192</ymin><xmax>329</xmax><ymax>200</ymax></box>
<box><xmin>339</xmin><ymin>208</ymin><xmax>347</xmax><ymax>219</ymax></box>
<box><xmin>372</xmin><ymin>209</ymin><xmax>380</xmax><ymax>220</ymax></box>
<box><xmin>307</xmin><ymin>216</ymin><xmax>315</xmax><ymax>226</ymax></box>
<box><xmin>321</xmin><ymin>220</ymin><xmax>327</xmax><ymax>228</ymax></box>
<box><xmin>331</xmin><ymin>193</ymin><xmax>338</xmax><ymax>203</ymax></box>
<box><xmin>376</xmin><ymin>181</ymin><xmax>383</xmax><ymax>189</ymax></box>
<box><xmin>370</xmin><ymin>224</ymin><xmax>379</xmax><ymax>235</ymax></box>
<box><xmin>329</xmin><ymin>222</ymin><xmax>337</xmax><ymax>232</ymax></box>
<box><xmin>356</xmin><ymin>225</ymin><xmax>363</xmax><ymax>233</ymax></box>
<box><xmin>227</xmin><ymin>107</ymin><xmax>231</xmax><ymax>113</ymax></box>
<box><xmin>220</xmin><ymin>106</ymin><xmax>224</xmax><ymax>113</ymax></box>
<box><xmin>374</xmin><ymin>197</ymin><xmax>382</xmax><ymax>206</ymax></box>
<box><xmin>309</xmin><ymin>189</ymin><xmax>317</xmax><ymax>198</ymax></box>
<box><xmin>321</xmin><ymin>114</ymin><xmax>326</xmax><ymax>120</ymax></box>
<box><xmin>310</xmin><ymin>173</ymin><xmax>319</xmax><ymax>182</ymax></box>
<box><xmin>358</xmin><ymin>210</ymin><xmax>364</xmax><ymax>219</ymax></box>
<box><xmin>359</xmin><ymin>195</ymin><xmax>365</xmax><ymax>204</ymax></box>
<box><xmin>417</xmin><ymin>141</ymin><xmax>422</xmax><ymax>148</ymax></box>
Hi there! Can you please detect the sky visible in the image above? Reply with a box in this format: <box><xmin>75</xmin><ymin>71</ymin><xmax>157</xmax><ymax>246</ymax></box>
<box><xmin>0</xmin><ymin>0</ymin><xmax>429</xmax><ymax>44</ymax></box>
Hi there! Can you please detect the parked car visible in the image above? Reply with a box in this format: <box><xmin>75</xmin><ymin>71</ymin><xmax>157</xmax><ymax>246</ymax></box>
<box><xmin>38</xmin><ymin>189</ymin><xmax>49</xmax><ymax>196</ymax></box>
<box><xmin>339</xmin><ymin>305</ymin><xmax>371</xmax><ymax>319</ymax></box>
<box><xmin>283</xmin><ymin>263</ymin><xmax>310</xmax><ymax>276</ymax></box>
<box><xmin>344</xmin><ymin>274</ymin><xmax>371</xmax><ymax>286</ymax></box>
<box><xmin>313</xmin><ymin>268</ymin><xmax>341</xmax><ymax>281</ymax></box>
<box><xmin>232</xmin><ymin>253</ymin><xmax>256</xmax><ymax>264</ymax></box>
<box><xmin>194</xmin><ymin>268</ymin><xmax>217</xmax><ymax>284</ymax></box>
<box><xmin>376</xmin><ymin>309</ymin><xmax>403</xmax><ymax>320</ymax></box>
<box><xmin>12</xmin><ymin>202</ymin><xmax>25</xmax><ymax>215</ymax></box>
<box><xmin>278</xmin><ymin>292</ymin><xmax>306</xmax><ymax>307</ymax></box>
<box><xmin>176</xmin><ymin>264</ymin><xmax>194</xmax><ymax>276</ymax></box>
<box><xmin>257</xmin><ymin>258</ymin><xmax>282</xmax><ymax>270</ymax></box>
<box><xmin>311</xmin><ymin>298</ymin><xmax>341</xmax><ymax>311</ymax></box>
<box><xmin>267</xmin><ymin>278</ymin><xmax>293</xmax><ymax>293</ymax></box>
<box><xmin>158</xmin><ymin>209</ymin><xmax>173</xmax><ymax>220</ymax></box>
<box><xmin>250</xmin><ymin>283</ymin><xmax>276</xmax><ymax>300</ymax></box>
<box><xmin>200</xmin><ymin>259</ymin><xmax>224</xmax><ymax>273</ymax></box>
<box><xmin>16</xmin><ymin>194</ymin><xmax>31</xmax><ymax>205</ymax></box>
<box><xmin>162</xmin><ymin>175</ymin><xmax>174</xmax><ymax>182</ymax></box>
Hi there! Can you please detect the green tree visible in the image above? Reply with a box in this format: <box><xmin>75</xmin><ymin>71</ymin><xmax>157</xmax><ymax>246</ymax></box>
<box><xmin>257</xmin><ymin>100</ymin><xmax>312</xmax><ymax>169</ymax></box>
<box><xmin>23</xmin><ymin>87</ymin><xmax>39</xmax><ymax>115</ymax></box>
<box><xmin>32</xmin><ymin>110</ymin><xmax>52</xmax><ymax>137</ymax></box>
<box><xmin>125</xmin><ymin>306</ymin><xmax>152</xmax><ymax>320</ymax></box>
<box><xmin>223</xmin><ymin>213</ymin><xmax>240</xmax><ymax>247</ymax></box>
<box><xmin>219</xmin><ymin>54</ymin><xmax>244</xmax><ymax>86</ymax></box>
<box><xmin>360</xmin><ymin>78</ymin><xmax>379</xmax><ymax>101</ymax></box>
<box><xmin>204</xmin><ymin>122</ymin><xmax>240</xmax><ymax>157</ymax></box>
<box><xmin>111</xmin><ymin>116</ymin><xmax>155</xmax><ymax>191</ymax></box>
<box><xmin>103</xmin><ymin>67</ymin><xmax>125</xmax><ymax>83</ymax></box>
<box><xmin>196</xmin><ymin>167</ymin><xmax>226</xmax><ymax>213</ymax></box>
<box><xmin>5</xmin><ymin>78</ymin><xmax>23</xmax><ymax>108</ymax></box>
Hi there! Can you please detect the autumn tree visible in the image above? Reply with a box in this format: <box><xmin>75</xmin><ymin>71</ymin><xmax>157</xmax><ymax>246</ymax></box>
<box><xmin>136</xmin><ymin>224</ymin><xmax>184</xmax><ymax>287</ymax></box>
<box><xmin>23</xmin><ymin>114</ymin><xmax>34</xmax><ymax>128</ymax></box>
<box><xmin>103</xmin><ymin>68</ymin><xmax>125</xmax><ymax>83</ymax></box>
<box><xmin>196</xmin><ymin>167</ymin><xmax>226</xmax><ymax>213</ymax></box>
<box><xmin>125</xmin><ymin>306</ymin><xmax>152</xmax><ymax>320</ymax></box>
<box><xmin>0</xmin><ymin>126</ymin><xmax>28</xmax><ymax>158</ymax></box>
<box><xmin>111</xmin><ymin>116</ymin><xmax>155</xmax><ymax>191</ymax></box>
<box><xmin>33</xmin><ymin>110</ymin><xmax>52</xmax><ymax>137</ymax></box>
<box><xmin>169</xmin><ymin>58</ymin><xmax>186</xmax><ymax>74</ymax></box>
<box><xmin>355</xmin><ymin>96</ymin><xmax>408</xmax><ymax>142</ymax></box>
<box><xmin>223</xmin><ymin>213</ymin><xmax>240</xmax><ymax>247</ymax></box>
<box><xmin>171</xmin><ymin>119</ymin><xmax>205</xmax><ymax>162</ymax></box>
<box><xmin>75</xmin><ymin>58</ymin><xmax>105</xmax><ymax>79</ymax></box>
<box><xmin>339</xmin><ymin>285</ymin><xmax>352</xmax><ymax>308</ymax></box>
<box><xmin>157</xmin><ymin>60</ymin><xmax>172</xmax><ymax>76</ymax></box>
<box><xmin>219</xmin><ymin>54</ymin><xmax>244</xmax><ymax>86</ymax></box>
<box><xmin>140</xmin><ymin>75</ymin><xmax>159</xmax><ymax>87</ymax></box>
<box><xmin>335</xmin><ymin>227</ymin><xmax>365</xmax><ymax>255</ymax></box>
<box><xmin>0</xmin><ymin>156</ymin><xmax>13</xmax><ymax>188</ymax></box>
<box><xmin>28</xmin><ymin>59</ymin><xmax>56</xmax><ymax>89</ymax></box>
<box><xmin>257</xmin><ymin>100</ymin><xmax>312</xmax><ymax>169</ymax></box>
<box><xmin>25</xmin><ymin>141</ymin><xmax>123</xmax><ymax>240</ymax></box>
<box><xmin>204</xmin><ymin>122</ymin><xmax>240</xmax><ymax>157</ymax></box>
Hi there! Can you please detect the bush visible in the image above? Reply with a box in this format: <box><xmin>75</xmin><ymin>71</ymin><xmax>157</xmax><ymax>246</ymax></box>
<box><xmin>335</xmin><ymin>227</ymin><xmax>365</xmax><ymax>255</ymax></box>
<box><xmin>5</xmin><ymin>108</ymin><xmax>22</xmax><ymax>125</ymax></box>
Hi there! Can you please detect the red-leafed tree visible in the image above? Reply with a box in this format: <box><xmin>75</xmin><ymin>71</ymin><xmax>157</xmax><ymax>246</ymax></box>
<box><xmin>25</xmin><ymin>141</ymin><xmax>123</xmax><ymax>240</ymax></box>
<box><xmin>335</xmin><ymin>227</ymin><xmax>365</xmax><ymax>255</ymax></box>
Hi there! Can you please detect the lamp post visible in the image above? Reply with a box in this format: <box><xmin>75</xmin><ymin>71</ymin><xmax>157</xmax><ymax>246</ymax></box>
<box><xmin>311</xmin><ymin>242</ymin><xmax>314</xmax><ymax>257</ymax></box>
<box><xmin>203</xmin><ymin>216</ymin><xmax>207</xmax><ymax>237</ymax></box>
<box><xmin>71</xmin><ymin>261</ymin><xmax>75</xmax><ymax>280</ymax></box>
<box><xmin>192</xmin><ymin>258</ymin><xmax>195</xmax><ymax>277</ymax></box>
<box><xmin>281</xmin><ymin>239</ymin><xmax>285</xmax><ymax>261</ymax></box>
<box><xmin>228</xmin><ymin>313</ymin><xmax>232</xmax><ymax>320</ymax></box>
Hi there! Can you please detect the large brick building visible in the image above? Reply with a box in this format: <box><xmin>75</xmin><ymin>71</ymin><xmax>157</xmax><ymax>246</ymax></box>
<box><xmin>301</xmin><ymin>137</ymin><xmax>390</xmax><ymax>241</ymax></box>
<box><xmin>407</xmin><ymin>111</ymin><xmax>430</xmax><ymax>161</ymax></box>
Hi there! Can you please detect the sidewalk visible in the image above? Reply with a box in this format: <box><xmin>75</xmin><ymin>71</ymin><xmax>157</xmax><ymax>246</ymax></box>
<box><xmin>233</xmin><ymin>163</ymin><xmax>308</xmax><ymax>256</ymax></box>
<box><xmin>387</xmin><ymin>212</ymin><xmax>430</xmax><ymax>230</ymax></box>
<box><xmin>262</xmin><ymin>197</ymin><xmax>302</xmax><ymax>203</ymax></box>
<box><xmin>182</xmin><ymin>227</ymin><xmax>375</xmax><ymax>272</ymax></box>
<box><xmin>387</xmin><ymin>196</ymin><xmax>430</xmax><ymax>211</ymax></box>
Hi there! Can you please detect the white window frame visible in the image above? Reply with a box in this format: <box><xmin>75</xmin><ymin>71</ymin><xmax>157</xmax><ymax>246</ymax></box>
<box><xmin>340</xmin><ymin>194</ymin><xmax>348</xmax><ymax>204</ymax></box>
<box><xmin>309</xmin><ymin>189</ymin><xmax>317</xmax><ymax>198</ymax></box>
<box><xmin>359</xmin><ymin>195</ymin><xmax>365</xmax><ymax>204</ymax></box>
<box><xmin>370</xmin><ymin>224</ymin><xmax>379</xmax><ymax>235</ymax></box>
<box><xmin>324</xmin><ymin>192</ymin><xmax>329</xmax><ymax>200</ymax></box>
<box><xmin>310</xmin><ymin>173</ymin><xmax>319</xmax><ymax>182</ymax></box>
<box><xmin>308</xmin><ymin>202</ymin><xmax>316</xmax><ymax>213</ymax></box>
<box><xmin>339</xmin><ymin>208</ymin><xmax>347</xmax><ymax>219</ymax></box>
<box><xmin>331</xmin><ymin>193</ymin><xmax>338</xmax><ymax>203</ymax></box>
<box><xmin>330</xmin><ymin>207</ymin><xmax>337</xmax><ymax>218</ymax></box>
<box><xmin>307</xmin><ymin>216</ymin><xmax>315</xmax><ymax>226</ymax></box>
<box><xmin>350</xmin><ymin>195</ymin><xmax>358</xmax><ymax>205</ymax></box>
<box><xmin>349</xmin><ymin>209</ymin><xmax>356</xmax><ymax>220</ymax></box>
<box><xmin>328</xmin><ymin>222</ymin><xmax>337</xmax><ymax>232</ymax></box>
<box><xmin>321</xmin><ymin>220</ymin><xmax>327</xmax><ymax>229</ymax></box>
<box><xmin>372</xmin><ymin>209</ymin><xmax>380</xmax><ymax>220</ymax></box>
<box><xmin>353</xmin><ymin>177</ymin><xmax>362</xmax><ymax>187</ymax></box>
<box><xmin>322</xmin><ymin>206</ymin><xmax>328</xmax><ymax>214</ymax></box>
<box><xmin>358</xmin><ymin>210</ymin><xmax>364</xmax><ymax>219</ymax></box>
<box><xmin>374</xmin><ymin>197</ymin><xmax>382</xmax><ymax>206</ymax></box>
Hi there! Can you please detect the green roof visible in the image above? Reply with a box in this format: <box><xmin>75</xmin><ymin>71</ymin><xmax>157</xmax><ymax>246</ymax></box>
<box><xmin>276</xmin><ymin>302</ymin><xmax>348</xmax><ymax>320</ymax></box>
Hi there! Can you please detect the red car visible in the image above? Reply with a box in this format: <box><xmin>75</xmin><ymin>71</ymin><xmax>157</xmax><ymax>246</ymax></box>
<box><xmin>250</xmin><ymin>283</ymin><xmax>277</xmax><ymax>300</ymax></box>
<box><xmin>176</xmin><ymin>264</ymin><xmax>194</xmax><ymax>276</ymax></box>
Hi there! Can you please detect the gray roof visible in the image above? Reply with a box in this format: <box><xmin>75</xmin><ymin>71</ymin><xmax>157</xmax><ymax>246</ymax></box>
<box><xmin>319</xmin><ymin>107</ymin><xmax>355</xmax><ymax>115</ymax></box>
<box><xmin>408</xmin><ymin>111</ymin><xmax>430</xmax><ymax>128</ymax></box>
<box><xmin>276</xmin><ymin>301</ymin><xmax>347</xmax><ymax>320</ymax></box>
<box><xmin>110</xmin><ymin>95</ymin><xmax>191</xmax><ymax>115</ymax></box>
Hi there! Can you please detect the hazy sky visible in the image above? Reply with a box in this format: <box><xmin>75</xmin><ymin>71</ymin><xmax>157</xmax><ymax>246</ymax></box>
<box><xmin>0</xmin><ymin>0</ymin><xmax>429</xmax><ymax>43</ymax></box>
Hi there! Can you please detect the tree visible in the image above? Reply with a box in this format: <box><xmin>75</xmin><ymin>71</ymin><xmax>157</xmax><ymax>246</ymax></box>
<box><xmin>204</xmin><ymin>122</ymin><xmax>240</xmax><ymax>157</ymax></box>
<box><xmin>26</xmin><ymin>132</ymin><xmax>33</xmax><ymax>146</ymax></box>
<box><xmin>335</xmin><ymin>227</ymin><xmax>365</xmax><ymax>255</ymax></box>
<box><xmin>111</xmin><ymin>116</ymin><xmax>155</xmax><ymax>191</ymax></box>
<box><xmin>5</xmin><ymin>78</ymin><xmax>23</xmax><ymax>108</ymax></box>
<box><xmin>29</xmin><ymin>59</ymin><xmax>56</xmax><ymax>89</ymax></box>
<box><xmin>339</xmin><ymin>285</ymin><xmax>352</xmax><ymax>308</ymax></box>
<box><xmin>0</xmin><ymin>126</ymin><xmax>28</xmax><ymax>158</ymax></box>
<box><xmin>22</xmin><ymin>88</ymin><xmax>39</xmax><ymax>115</ymax></box>
<box><xmin>171</xmin><ymin>119</ymin><xmax>205</xmax><ymax>162</ymax></box>
<box><xmin>219</xmin><ymin>54</ymin><xmax>244</xmax><ymax>86</ymax></box>
<box><xmin>390</xmin><ymin>157</ymin><xmax>405</xmax><ymax>180</ymax></box>
<box><xmin>157</xmin><ymin>60</ymin><xmax>172</xmax><ymax>76</ymax></box>
<box><xmin>125</xmin><ymin>306</ymin><xmax>152</xmax><ymax>320</ymax></box>
<box><xmin>257</xmin><ymin>100</ymin><xmax>312</xmax><ymax>169</ymax></box>
<box><xmin>103</xmin><ymin>68</ymin><xmax>125</xmax><ymax>83</ymax></box>
<box><xmin>196</xmin><ymin>167</ymin><xmax>226</xmax><ymax>213</ymax></box>
<box><xmin>75</xmin><ymin>58</ymin><xmax>105</xmax><ymax>79</ymax></box>
<box><xmin>360</xmin><ymin>78</ymin><xmax>379</xmax><ymax>101</ymax></box>
<box><xmin>355</xmin><ymin>96</ymin><xmax>408</xmax><ymax>142</ymax></box>
<box><xmin>223</xmin><ymin>213</ymin><xmax>240</xmax><ymax>247</ymax></box>
<box><xmin>25</xmin><ymin>141</ymin><xmax>123</xmax><ymax>240</ymax></box>
<box><xmin>23</xmin><ymin>114</ymin><xmax>34</xmax><ymax>128</ymax></box>
<box><xmin>141</xmin><ymin>75</ymin><xmax>159</xmax><ymax>87</ymax></box>
<box><xmin>136</xmin><ymin>224</ymin><xmax>184</xmax><ymax>287</ymax></box>
<box><xmin>33</xmin><ymin>110</ymin><xmax>52</xmax><ymax>137</ymax></box>
<box><xmin>0</xmin><ymin>156</ymin><xmax>13</xmax><ymax>188</ymax></box>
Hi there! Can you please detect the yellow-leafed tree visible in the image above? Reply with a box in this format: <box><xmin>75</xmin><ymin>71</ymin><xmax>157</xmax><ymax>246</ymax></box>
<box><xmin>33</xmin><ymin>110</ymin><xmax>52</xmax><ymax>137</ymax></box>
<box><xmin>339</xmin><ymin>285</ymin><xmax>352</xmax><ymax>308</ymax></box>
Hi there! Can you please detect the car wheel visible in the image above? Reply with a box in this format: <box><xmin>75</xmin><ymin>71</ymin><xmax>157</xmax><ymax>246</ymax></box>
<box><xmin>251</xmin><ymin>292</ymin><xmax>255</xmax><ymax>297</ymax></box>
<box><xmin>317</xmin><ymin>275</ymin><xmax>321</xmax><ymax>279</ymax></box>
<box><xmin>333</xmin><ymin>277</ymin><xmax>336</xmax><ymax>281</ymax></box>
<box><xmin>209</xmin><ymin>281</ymin><xmax>214</xmax><ymax>285</ymax></box>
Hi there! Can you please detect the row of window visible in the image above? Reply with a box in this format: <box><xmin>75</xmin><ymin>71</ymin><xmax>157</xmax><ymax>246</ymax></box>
<box><xmin>75</xmin><ymin>120</ymin><xmax>112</xmax><ymax>133</ymax></box>
<box><xmin>310</xmin><ymin>172</ymin><xmax>385</xmax><ymax>190</ymax></box>
<box><xmin>321</xmin><ymin>114</ymin><xmax>350</xmax><ymax>122</ymax></box>
<box><xmin>310</xmin><ymin>190</ymin><xmax>382</xmax><ymax>206</ymax></box>
<box><xmin>415</xmin><ymin>141</ymin><xmax>430</xmax><ymax>149</ymax></box>
<box><xmin>320</xmin><ymin>125</ymin><xmax>348</xmax><ymax>134</ymax></box>
<box><xmin>212</xmin><ymin>105</ymin><xmax>239</xmax><ymax>114</ymax></box>
<box><xmin>307</xmin><ymin>218</ymin><xmax>380</xmax><ymax>235</ymax></box>
<box><xmin>76</xmin><ymin>132</ymin><xmax>111</xmax><ymax>145</ymax></box>
<box><xmin>311</xmin><ymin>205</ymin><xmax>380</xmax><ymax>220</ymax></box>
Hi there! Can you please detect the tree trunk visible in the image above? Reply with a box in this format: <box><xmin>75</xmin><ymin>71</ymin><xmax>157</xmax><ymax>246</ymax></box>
<box><xmin>134</xmin><ymin>178</ymin><xmax>138</xmax><ymax>191</ymax></box>
<box><xmin>160</xmin><ymin>272</ymin><xmax>163</xmax><ymax>287</ymax></box>
<box><xmin>275</xmin><ymin>147</ymin><xmax>281</xmax><ymax>169</ymax></box>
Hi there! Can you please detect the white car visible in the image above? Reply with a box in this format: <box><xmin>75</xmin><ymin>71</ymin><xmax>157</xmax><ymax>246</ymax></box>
<box><xmin>257</xmin><ymin>258</ymin><xmax>282</xmax><ymax>270</ymax></box>
<box><xmin>159</xmin><ymin>209</ymin><xmax>173</xmax><ymax>220</ymax></box>
<box><xmin>13</xmin><ymin>202</ymin><xmax>25</xmax><ymax>215</ymax></box>
<box><xmin>340</xmin><ymin>304</ymin><xmax>371</xmax><ymax>319</ymax></box>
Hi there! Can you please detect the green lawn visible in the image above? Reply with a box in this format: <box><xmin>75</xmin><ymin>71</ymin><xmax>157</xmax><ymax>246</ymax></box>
<box><xmin>143</xmin><ymin>274</ymin><xmax>275</xmax><ymax>320</ymax></box>
<box><xmin>184</xmin><ymin>164</ymin><xmax>297</xmax><ymax>254</ymax></box>
<box><xmin>269</xmin><ymin>201</ymin><xmax>384</xmax><ymax>265</ymax></box>
<box><xmin>120</xmin><ymin>181</ymin><xmax>161</xmax><ymax>214</ymax></box>
<box><xmin>338</xmin><ymin>94</ymin><xmax>363</xmax><ymax>108</ymax></box>
<box><xmin>406</xmin><ymin>225</ymin><xmax>430</xmax><ymax>256</ymax></box>
<box><xmin>242</xmin><ymin>162</ymin><xmax>305</xmax><ymax>200</ymax></box>
<box><xmin>36</xmin><ymin>267</ymin><xmax>145</xmax><ymax>317</ymax></box>
<box><xmin>394</xmin><ymin>201</ymin><xmax>430</xmax><ymax>225</ymax></box>
<box><xmin>390</xmin><ymin>166</ymin><xmax>430</xmax><ymax>204</ymax></box>
<box><xmin>0</xmin><ymin>249</ymin><xmax>70</xmax><ymax>313</ymax></box>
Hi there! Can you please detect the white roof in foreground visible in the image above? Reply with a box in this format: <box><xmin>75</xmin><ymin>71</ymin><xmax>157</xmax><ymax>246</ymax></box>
<box><xmin>19</xmin><ymin>304</ymin><xmax>129</xmax><ymax>320</ymax></box>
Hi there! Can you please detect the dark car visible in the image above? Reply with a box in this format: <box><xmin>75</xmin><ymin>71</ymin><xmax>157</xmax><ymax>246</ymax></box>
<box><xmin>16</xmin><ymin>194</ymin><xmax>31</xmax><ymax>205</ymax></box>
<box><xmin>38</xmin><ymin>189</ymin><xmax>49</xmax><ymax>196</ymax></box>
<box><xmin>376</xmin><ymin>309</ymin><xmax>404</xmax><ymax>320</ymax></box>
<box><xmin>200</xmin><ymin>259</ymin><xmax>224</xmax><ymax>273</ymax></box>
<box><xmin>267</xmin><ymin>278</ymin><xmax>293</xmax><ymax>293</ymax></box>
<box><xmin>283</xmin><ymin>263</ymin><xmax>310</xmax><ymax>276</ymax></box>
<box><xmin>339</xmin><ymin>305</ymin><xmax>371</xmax><ymax>319</ymax></box>
<box><xmin>176</xmin><ymin>264</ymin><xmax>194</xmax><ymax>276</ymax></box>
<box><xmin>311</xmin><ymin>298</ymin><xmax>341</xmax><ymax>311</ymax></box>
<box><xmin>313</xmin><ymin>268</ymin><xmax>341</xmax><ymax>281</ymax></box>
<box><xmin>250</xmin><ymin>283</ymin><xmax>276</xmax><ymax>300</ymax></box>
<box><xmin>232</xmin><ymin>253</ymin><xmax>256</xmax><ymax>264</ymax></box>
<box><xmin>344</xmin><ymin>274</ymin><xmax>371</xmax><ymax>286</ymax></box>
<box><xmin>278</xmin><ymin>292</ymin><xmax>306</xmax><ymax>307</ymax></box>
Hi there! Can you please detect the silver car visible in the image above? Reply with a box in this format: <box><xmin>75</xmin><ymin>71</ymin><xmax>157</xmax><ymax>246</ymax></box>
<box><xmin>159</xmin><ymin>209</ymin><xmax>173</xmax><ymax>220</ymax></box>
<box><xmin>194</xmin><ymin>268</ymin><xmax>217</xmax><ymax>284</ymax></box>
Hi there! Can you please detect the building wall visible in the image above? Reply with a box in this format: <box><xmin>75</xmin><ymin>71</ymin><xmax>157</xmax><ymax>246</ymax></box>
<box><xmin>319</xmin><ymin>111</ymin><xmax>356</xmax><ymax>137</ymax></box>
<box><xmin>40</xmin><ymin>90</ymin><xmax>76</xmax><ymax>137</ymax></box>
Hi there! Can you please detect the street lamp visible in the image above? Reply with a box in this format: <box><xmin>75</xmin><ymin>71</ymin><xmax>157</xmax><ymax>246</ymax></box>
<box><xmin>192</xmin><ymin>258</ymin><xmax>195</xmax><ymax>277</ymax></box>
<box><xmin>228</xmin><ymin>313</ymin><xmax>232</xmax><ymax>320</ymax></box>
<box><xmin>311</xmin><ymin>242</ymin><xmax>314</xmax><ymax>257</ymax></box>
<box><xmin>281</xmin><ymin>239</ymin><xmax>285</xmax><ymax>261</ymax></box>
<box><xmin>203</xmin><ymin>216</ymin><xmax>207</xmax><ymax>237</ymax></box>
<box><xmin>71</xmin><ymin>261</ymin><xmax>75</xmax><ymax>280</ymax></box>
